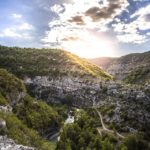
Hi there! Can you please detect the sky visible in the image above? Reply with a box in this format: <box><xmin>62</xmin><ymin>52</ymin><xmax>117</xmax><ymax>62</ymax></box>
<box><xmin>0</xmin><ymin>0</ymin><xmax>150</xmax><ymax>58</ymax></box>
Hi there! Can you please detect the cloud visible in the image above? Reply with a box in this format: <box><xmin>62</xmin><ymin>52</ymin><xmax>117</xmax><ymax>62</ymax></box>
<box><xmin>0</xmin><ymin>28</ymin><xmax>21</xmax><ymax>38</ymax></box>
<box><xmin>0</xmin><ymin>28</ymin><xmax>32</xmax><ymax>39</ymax></box>
<box><xmin>43</xmin><ymin>0</ymin><xmax>129</xmax><ymax>50</ymax></box>
<box><xmin>131</xmin><ymin>4</ymin><xmax>150</xmax><ymax>18</ymax></box>
<box><xmin>113</xmin><ymin>4</ymin><xmax>150</xmax><ymax>44</ymax></box>
<box><xmin>62</xmin><ymin>36</ymin><xmax>79</xmax><ymax>41</ymax></box>
<box><xmin>0</xmin><ymin>13</ymin><xmax>34</xmax><ymax>39</ymax></box>
<box><xmin>18</xmin><ymin>23</ymin><xmax>34</xmax><ymax>30</ymax></box>
<box><xmin>68</xmin><ymin>16</ymin><xmax>85</xmax><ymax>25</ymax></box>
<box><xmin>131</xmin><ymin>4</ymin><xmax>150</xmax><ymax>30</ymax></box>
<box><xmin>116</xmin><ymin>33</ymin><xmax>147</xmax><ymax>44</ymax></box>
<box><xmin>85</xmin><ymin>0</ymin><xmax>128</xmax><ymax>22</ymax></box>
<box><xmin>51</xmin><ymin>4</ymin><xmax>65</xmax><ymax>14</ymax></box>
<box><xmin>146</xmin><ymin>32</ymin><xmax>150</xmax><ymax>36</ymax></box>
<box><xmin>12</xmin><ymin>13</ymin><xmax>22</xmax><ymax>19</ymax></box>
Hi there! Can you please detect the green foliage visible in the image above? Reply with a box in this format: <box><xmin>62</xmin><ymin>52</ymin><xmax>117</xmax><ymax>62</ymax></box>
<box><xmin>123</xmin><ymin>67</ymin><xmax>150</xmax><ymax>84</ymax></box>
<box><xmin>0</xmin><ymin>69</ymin><xmax>26</xmax><ymax>104</ymax></box>
<box><xmin>122</xmin><ymin>134</ymin><xmax>150</xmax><ymax>150</ymax></box>
<box><xmin>98</xmin><ymin>105</ymin><xmax>115</xmax><ymax>116</ymax></box>
<box><xmin>0</xmin><ymin>45</ymin><xmax>112</xmax><ymax>80</ymax></box>
<box><xmin>102</xmin><ymin>139</ymin><xmax>114</xmax><ymax>150</ymax></box>
<box><xmin>52</xmin><ymin>104</ymin><xmax>68</xmax><ymax>120</ymax></box>
<box><xmin>0</xmin><ymin>111</ymin><xmax>56</xmax><ymax>150</ymax></box>
<box><xmin>119</xmin><ymin>145</ymin><xmax>128</xmax><ymax>150</ymax></box>
<box><xmin>56</xmin><ymin>110</ymin><xmax>115</xmax><ymax>150</ymax></box>
<box><xmin>0</xmin><ymin>93</ymin><xmax>8</xmax><ymax>105</ymax></box>
<box><xmin>14</xmin><ymin>95</ymin><xmax>61</xmax><ymax>136</ymax></box>
<box><xmin>66</xmin><ymin>52</ymin><xmax>113</xmax><ymax>80</ymax></box>
<box><xmin>0</xmin><ymin>69</ymin><xmax>25</xmax><ymax>93</ymax></box>
<box><xmin>0</xmin><ymin>69</ymin><xmax>62</xmax><ymax>149</ymax></box>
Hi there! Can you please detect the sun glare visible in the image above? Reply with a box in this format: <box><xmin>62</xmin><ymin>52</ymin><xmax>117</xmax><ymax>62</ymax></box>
<box><xmin>63</xmin><ymin>33</ymin><xmax>117</xmax><ymax>58</ymax></box>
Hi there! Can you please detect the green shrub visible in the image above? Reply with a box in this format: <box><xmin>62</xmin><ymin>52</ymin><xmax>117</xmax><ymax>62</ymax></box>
<box><xmin>0</xmin><ymin>111</ymin><xmax>55</xmax><ymax>150</ymax></box>
<box><xmin>0</xmin><ymin>69</ymin><xmax>26</xmax><ymax>105</ymax></box>
<box><xmin>14</xmin><ymin>95</ymin><xmax>61</xmax><ymax>136</ymax></box>
<box><xmin>0</xmin><ymin>93</ymin><xmax>8</xmax><ymax>105</ymax></box>
<box><xmin>123</xmin><ymin>134</ymin><xmax>150</xmax><ymax>150</ymax></box>
<box><xmin>57</xmin><ymin>110</ymin><xmax>116</xmax><ymax>150</ymax></box>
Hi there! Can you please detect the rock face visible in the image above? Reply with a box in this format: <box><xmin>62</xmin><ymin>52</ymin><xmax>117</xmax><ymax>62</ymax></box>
<box><xmin>0</xmin><ymin>105</ymin><xmax>12</xmax><ymax>113</ymax></box>
<box><xmin>0</xmin><ymin>119</ymin><xmax>6</xmax><ymax>129</ymax></box>
<box><xmin>24</xmin><ymin>76</ymin><xmax>150</xmax><ymax>131</ymax></box>
<box><xmin>89</xmin><ymin>51</ymin><xmax>150</xmax><ymax>83</ymax></box>
<box><xmin>24</xmin><ymin>76</ymin><xmax>102</xmax><ymax>107</ymax></box>
<box><xmin>0</xmin><ymin>136</ymin><xmax>34</xmax><ymax>150</ymax></box>
<box><xmin>0</xmin><ymin>45</ymin><xmax>150</xmax><ymax>138</ymax></box>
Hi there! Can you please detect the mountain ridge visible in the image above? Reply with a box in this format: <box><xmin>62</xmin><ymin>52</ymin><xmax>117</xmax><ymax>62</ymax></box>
<box><xmin>0</xmin><ymin>45</ymin><xmax>112</xmax><ymax>80</ymax></box>
<box><xmin>89</xmin><ymin>50</ymin><xmax>150</xmax><ymax>84</ymax></box>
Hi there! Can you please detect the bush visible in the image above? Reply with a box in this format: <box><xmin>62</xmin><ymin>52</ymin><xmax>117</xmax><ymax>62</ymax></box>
<box><xmin>0</xmin><ymin>69</ymin><xmax>26</xmax><ymax>105</ymax></box>
<box><xmin>123</xmin><ymin>134</ymin><xmax>150</xmax><ymax>150</ymax></box>
<box><xmin>14</xmin><ymin>95</ymin><xmax>61</xmax><ymax>136</ymax></box>
<box><xmin>0</xmin><ymin>93</ymin><xmax>8</xmax><ymax>105</ymax></box>
<box><xmin>0</xmin><ymin>111</ymin><xmax>55</xmax><ymax>150</ymax></box>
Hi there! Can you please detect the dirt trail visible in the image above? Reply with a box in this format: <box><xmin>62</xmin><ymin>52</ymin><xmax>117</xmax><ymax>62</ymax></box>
<box><xmin>95</xmin><ymin>108</ymin><xmax>125</xmax><ymax>139</ymax></box>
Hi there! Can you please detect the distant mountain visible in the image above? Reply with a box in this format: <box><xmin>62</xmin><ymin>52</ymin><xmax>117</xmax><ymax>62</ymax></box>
<box><xmin>89</xmin><ymin>51</ymin><xmax>150</xmax><ymax>84</ymax></box>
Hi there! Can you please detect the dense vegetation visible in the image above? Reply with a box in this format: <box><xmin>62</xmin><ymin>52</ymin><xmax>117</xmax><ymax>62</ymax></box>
<box><xmin>56</xmin><ymin>109</ymin><xmax>115</xmax><ymax>150</ymax></box>
<box><xmin>0</xmin><ymin>45</ymin><xmax>112</xmax><ymax>80</ymax></box>
<box><xmin>0</xmin><ymin>69</ymin><xmax>67</xmax><ymax>149</ymax></box>
<box><xmin>0</xmin><ymin>111</ymin><xmax>56</xmax><ymax>150</ymax></box>
<box><xmin>0</xmin><ymin>69</ymin><xmax>26</xmax><ymax>105</ymax></box>
<box><xmin>123</xmin><ymin>67</ymin><xmax>150</xmax><ymax>84</ymax></box>
<box><xmin>57</xmin><ymin>109</ymin><xmax>150</xmax><ymax>150</ymax></box>
<box><xmin>0</xmin><ymin>93</ymin><xmax>8</xmax><ymax>105</ymax></box>
<box><xmin>14</xmin><ymin>95</ymin><xmax>62</xmax><ymax>137</ymax></box>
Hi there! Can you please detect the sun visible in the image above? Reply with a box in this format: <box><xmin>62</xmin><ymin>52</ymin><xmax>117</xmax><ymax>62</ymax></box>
<box><xmin>62</xmin><ymin>34</ymin><xmax>117</xmax><ymax>58</ymax></box>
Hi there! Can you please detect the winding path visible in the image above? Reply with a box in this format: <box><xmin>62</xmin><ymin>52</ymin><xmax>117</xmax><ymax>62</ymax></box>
<box><xmin>95</xmin><ymin>108</ymin><xmax>125</xmax><ymax>139</ymax></box>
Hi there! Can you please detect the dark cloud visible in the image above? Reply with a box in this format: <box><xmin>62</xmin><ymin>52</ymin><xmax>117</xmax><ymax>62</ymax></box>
<box><xmin>85</xmin><ymin>1</ymin><xmax>124</xmax><ymax>22</ymax></box>
<box><xmin>68</xmin><ymin>16</ymin><xmax>85</xmax><ymax>25</ymax></box>
<box><xmin>144</xmin><ymin>14</ymin><xmax>150</xmax><ymax>22</ymax></box>
<box><xmin>62</xmin><ymin>36</ymin><xmax>79</xmax><ymax>41</ymax></box>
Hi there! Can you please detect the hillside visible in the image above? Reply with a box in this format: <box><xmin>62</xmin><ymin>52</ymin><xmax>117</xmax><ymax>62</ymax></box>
<box><xmin>0</xmin><ymin>69</ymin><xmax>150</xmax><ymax>150</ymax></box>
<box><xmin>0</xmin><ymin>45</ymin><xmax>112</xmax><ymax>80</ymax></box>
<box><xmin>0</xmin><ymin>46</ymin><xmax>150</xmax><ymax>150</ymax></box>
<box><xmin>0</xmin><ymin>45</ymin><xmax>113</xmax><ymax>106</ymax></box>
<box><xmin>89</xmin><ymin>51</ymin><xmax>150</xmax><ymax>84</ymax></box>
<box><xmin>0</xmin><ymin>69</ymin><xmax>67</xmax><ymax>150</ymax></box>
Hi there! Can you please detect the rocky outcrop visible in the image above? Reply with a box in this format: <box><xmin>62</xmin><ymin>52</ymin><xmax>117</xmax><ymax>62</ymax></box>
<box><xmin>0</xmin><ymin>136</ymin><xmax>34</xmax><ymax>150</ymax></box>
<box><xmin>0</xmin><ymin>119</ymin><xmax>6</xmax><ymax>129</ymax></box>
<box><xmin>24</xmin><ymin>76</ymin><xmax>102</xmax><ymax>107</ymax></box>
<box><xmin>24</xmin><ymin>76</ymin><xmax>150</xmax><ymax>132</ymax></box>
<box><xmin>0</xmin><ymin>105</ymin><xmax>12</xmax><ymax>113</ymax></box>
<box><xmin>89</xmin><ymin>51</ymin><xmax>150</xmax><ymax>83</ymax></box>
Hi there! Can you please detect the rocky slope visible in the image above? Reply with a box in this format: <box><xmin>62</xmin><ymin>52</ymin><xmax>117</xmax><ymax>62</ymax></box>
<box><xmin>0</xmin><ymin>136</ymin><xmax>34</xmax><ymax>150</ymax></box>
<box><xmin>0</xmin><ymin>46</ymin><xmax>150</xmax><ymax>149</ymax></box>
<box><xmin>0</xmin><ymin>45</ymin><xmax>112</xmax><ymax>106</ymax></box>
<box><xmin>89</xmin><ymin>51</ymin><xmax>150</xmax><ymax>84</ymax></box>
<box><xmin>0</xmin><ymin>46</ymin><xmax>149</xmax><ymax>130</ymax></box>
<box><xmin>0</xmin><ymin>69</ymin><xmax>62</xmax><ymax>150</ymax></box>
